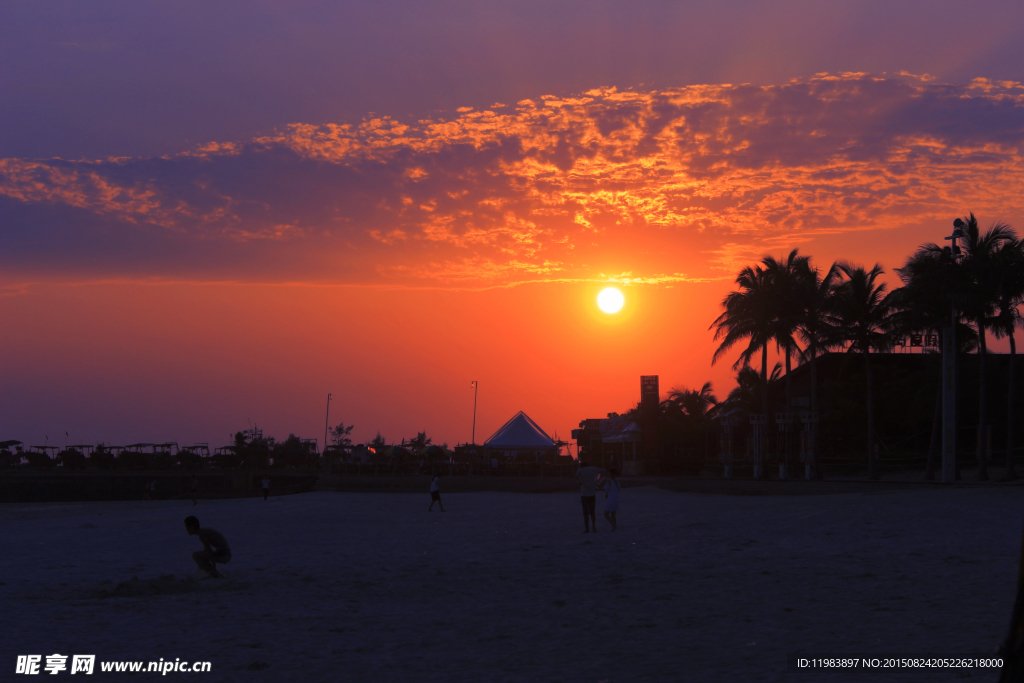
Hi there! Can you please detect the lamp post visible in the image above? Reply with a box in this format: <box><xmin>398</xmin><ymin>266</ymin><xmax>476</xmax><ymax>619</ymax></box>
<box><xmin>322</xmin><ymin>392</ymin><xmax>332</xmax><ymax>473</ymax></box>
<box><xmin>941</xmin><ymin>218</ymin><xmax>965</xmax><ymax>483</ymax></box>
<box><xmin>470</xmin><ymin>381</ymin><xmax>478</xmax><ymax>445</ymax></box>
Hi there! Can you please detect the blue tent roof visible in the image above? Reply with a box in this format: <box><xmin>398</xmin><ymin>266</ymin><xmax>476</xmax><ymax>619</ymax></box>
<box><xmin>484</xmin><ymin>411</ymin><xmax>556</xmax><ymax>449</ymax></box>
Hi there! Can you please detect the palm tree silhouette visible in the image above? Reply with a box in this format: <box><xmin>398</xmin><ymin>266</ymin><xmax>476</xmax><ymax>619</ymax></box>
<box><xmin>959</xmin><ymin>214</ymin><xmax>1017</xmax><ymax>480</ymax></box>
<box><xmin>711</xmin><ymin>263</ymin><xmax>775</xmax><ymax>421</ymax></box>
<box><xmin>832</xmin><ymin>262</ymin><xmax>895</xmax><ymax>480</ymax></box>
<box><xmin>724</xmin><ymin>364</ymin><xmax>782</xmax><ymax>412</ymax></box>
<box><xmin>666</xmin><ymin>382</ymin><xmax>718</xmax><ymax>419</ymax></box>
<box><xmin>663</xmin><ymin>383</ymin><xmax>719</xmax><ymax>464</ymax></box>
<box><xmin>793</xmin><ymin>256</ymin><xmax>840</xmax><ymax>480</ymax></box>
<box><xmin>892</xmin><ymin>241</ymin><xmax>972</xmax><ymax>479</ymax></box>
<box><xmin>990</xmin><ymin>237</ymin><xmax>1024</xmax><ymax>479</ymax></box>
<box><xmin>761</xmin><ymin>250</ymin><xmax>806</xmax><ymax>410</ymax></box>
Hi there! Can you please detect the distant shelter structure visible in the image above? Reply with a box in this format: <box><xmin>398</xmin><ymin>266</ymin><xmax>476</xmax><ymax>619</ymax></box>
<box><xmin>483</xmin><ymin>411</ymin><xmax>562</xmax><ymax>463</ymax></box>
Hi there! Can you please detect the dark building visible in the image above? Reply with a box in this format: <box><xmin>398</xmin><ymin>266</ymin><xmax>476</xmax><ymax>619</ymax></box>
<box><xmin>573</xmin><ymin>376</ymin><xmax>657</xmax><ymax>475</ymax></box>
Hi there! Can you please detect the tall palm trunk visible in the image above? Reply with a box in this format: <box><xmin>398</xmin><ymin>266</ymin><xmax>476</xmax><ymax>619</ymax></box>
<box><xmin>865</xmin><ymin>349</ymin><xmax>879</xmax><ymax>480</ymax></box>
<box><xmin>760</xmin><ymin>344</ymin><xmax>769</xmax><ymax>479</ymax></box>
<box><xmin>785</xmin><ymin>346</ymin><xmax>793</xmax><ymax>410</ymax></box>
<box><xmin>809</xmin><ymin>344</ymin><xmax>821</xmax><ymax>480</ymax></box>
<box><xmin>1009</xmin><ymin>333</ymin><xmax>1018</xmax><ymax>480</ymax></box>
<box><xmin>926</xmin><ymin>373</ymin><xmax>941</xmax><ymax>480</ymax></box>
<box><xmin>977</xmin><ymin>317</ymin><xmax>990</xmax><ymax>480</ymax></box>
<box><xmin>784</xmin><ymin>346</ymin><xmax>792</xmax><ymax>472</ymax></box>
<box><xmin>761</xmin><ymin>344</ymin><xmax>769</xmax><ymax>418</ymax></box>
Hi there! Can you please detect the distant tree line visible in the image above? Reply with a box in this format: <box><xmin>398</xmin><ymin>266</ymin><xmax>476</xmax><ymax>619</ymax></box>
<box><xmin>0</xmin><ymin>422</ymin><xmax>449</xmax><ymax>472</ymax></box>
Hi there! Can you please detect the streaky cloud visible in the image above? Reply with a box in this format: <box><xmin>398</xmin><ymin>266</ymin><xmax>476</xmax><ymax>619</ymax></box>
<box><xmin>2</xmin><ymin>73</ymin><xmax>1023</xmax><ymax>287</ymax></box>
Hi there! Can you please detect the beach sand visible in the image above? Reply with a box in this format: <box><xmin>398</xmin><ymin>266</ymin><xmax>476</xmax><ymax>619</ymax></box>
<box><xmin>2</xmin><ymin>485</ymin><xmax>1021</xmax><ymax>682</ymax></box>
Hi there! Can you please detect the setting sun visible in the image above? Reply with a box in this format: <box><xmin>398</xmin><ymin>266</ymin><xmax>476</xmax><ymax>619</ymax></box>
<box><xmin>597</xmin><ymin>287</ymin><xmax>624</xmax><ymax>314</ymax></box>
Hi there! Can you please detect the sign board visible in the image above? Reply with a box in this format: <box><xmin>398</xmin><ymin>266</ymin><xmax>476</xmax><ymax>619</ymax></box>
<box><xmin>640</xmin><ymin>375</ymin><xmax>659</xmax><ymax>406</ymax></box>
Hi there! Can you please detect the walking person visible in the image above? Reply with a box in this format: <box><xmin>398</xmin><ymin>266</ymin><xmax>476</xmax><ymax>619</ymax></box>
<box><xmin>601</xmin><ymin>467</ymin><xmax>621</xmax><ymax>531</ymax></box>
<box><xmin>575</xmin><ymin>461</ymin><xmax>607</xmax><ymax>533</ymax></box>
<box><xmin>189</xmin><ymin>474</ymin><xmax>199</xmax><ymax>507</ymax></box>
<box><xmin>261</xmin><ymin>477</ymin><xmax>269</xmax><ymax>501</ymax></box>
<box><xmin>428</xmin><ymin>474</ymin><xmax>445</xmax><ymax>512</ymax></box>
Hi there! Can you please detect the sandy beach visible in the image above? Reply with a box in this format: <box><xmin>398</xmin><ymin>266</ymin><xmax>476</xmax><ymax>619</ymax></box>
<box><xmin>3</xmin><ymin>485</ymin><xmax>1022</xmax><ymax>682</ymax></box>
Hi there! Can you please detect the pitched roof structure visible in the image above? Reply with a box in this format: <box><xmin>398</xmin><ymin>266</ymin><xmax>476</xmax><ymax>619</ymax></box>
<box><xmin>484</xmin><ymin>411</ymin><xmax>556</xmax><ymax>449</ymax></box>
<box><xmin>602</xmin><ymin>422</ymin><xmax>642</xmax><ymax>443</ymax></box>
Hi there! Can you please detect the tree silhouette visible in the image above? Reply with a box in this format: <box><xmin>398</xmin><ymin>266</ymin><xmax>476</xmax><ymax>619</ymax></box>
<box><xmin>892</xmin><ymin>241</ymin><xmax>972</xmax><ymax>479</ymax></box>
<box><xmin>990</xmin><ymin>238</ymin><xmax>1024</xmax><ymax>479</ymax></box>
<box><xmin>406</xmin><ymin>431</ymin><xmax>432</xmax><ymax>450</ymax></box>
<box><xmin>666</xmin><ymin>382</ymin><xmax>718</xmax><ymax>419</ymax></box>
<box><xmin>711</xmin><ymin>263</ymin><xmax>775</xmax><ymax>419</ymax></box>
<box><xmin>330</xmin><ymin>422</ymin><xmax>354</xmax><ymax>449</ymax></box>
<box><xmin>959</xmin><ymin>213</ymin><xmax>1018</xmax><ymax>480</ymax></box>
<box><xmin>723</xmin><ymin>364</ymin><xmax>782</xmax><ymax>415</ymax></box>
<box><xmin>832</xmin><ymin>262</ymin><xmax>895</xmax><ymax>480</ymax></box>
<box><xmin>761</xmin><ymin>250</ymin><xmax>807</xmax><ymax>409</ymax></box>
<box><xmin>793</xmin><ymin>256</ymin><xmax>840</xmax><ymax>479</ymax></box>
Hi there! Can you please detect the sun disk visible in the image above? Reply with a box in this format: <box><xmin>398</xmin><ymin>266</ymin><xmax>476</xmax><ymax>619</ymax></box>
<box><xmin>597</xmin><ymin>287</ymin><xmax>624</xmax><ymax>314</ymax></box>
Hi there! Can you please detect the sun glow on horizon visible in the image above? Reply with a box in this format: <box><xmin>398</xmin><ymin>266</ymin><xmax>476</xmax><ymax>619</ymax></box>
<box><xmin>597</xmin><ymin>287</ymin><xmax>624</xmax><ymax>314</ymax></box>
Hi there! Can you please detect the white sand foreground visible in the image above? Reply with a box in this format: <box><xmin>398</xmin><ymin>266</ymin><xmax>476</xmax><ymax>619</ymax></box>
<box><xmin>2</xmin><ymin>485</ymin><xmax>1023</xmax><ymax>682</ymax></box>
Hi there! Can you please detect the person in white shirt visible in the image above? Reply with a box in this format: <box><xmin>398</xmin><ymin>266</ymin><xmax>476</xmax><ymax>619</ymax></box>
<box><xmin>261</xmin><ymin>477</ymin><xmax>270</xmax><ymax>501</ymax></box>
<box><xmin>601</xmin><ymin>467</ymin><xmax>621</xmax><ymax>531</ymax></box>
<box><xmin>428</xmin><ymin>475</ymin><xmax>445</xmax><ymax>512</ymax></box>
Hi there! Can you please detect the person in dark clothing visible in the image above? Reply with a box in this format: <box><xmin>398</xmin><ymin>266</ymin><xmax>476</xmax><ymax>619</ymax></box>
<box><xmin>185</xmin><ymin>516</ymin><xmax>231</xmax><ymax>578</ymax></box>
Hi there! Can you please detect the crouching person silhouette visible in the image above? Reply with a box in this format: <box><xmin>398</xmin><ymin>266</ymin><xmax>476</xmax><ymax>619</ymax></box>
<box><xmin>185</xmin><ymin>515</ymin><xmax>231</xmax><ymax>578</ymax></box>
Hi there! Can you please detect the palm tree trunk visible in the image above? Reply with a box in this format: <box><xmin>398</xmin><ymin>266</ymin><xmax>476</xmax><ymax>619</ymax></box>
<box><xmin>785</xmin><ymin>346</ymin><xmax>793</xmax><ymax>409</ymax></box>
<box><xmin>761</xmin><ymin>344</ymin><xmax>769</xmax><ymax>418</ymax></box>
<box><xmin>1009</xmin><ymin>333</ymin><xmax>1018</xmax><ymax>480</ymax></box>
<box><xmin>978</xmin><ymin>317</ymin><xmax>990</xmax><ymax>480</ymax></box>
<box><xmin>784</xmin><ymin>346</ymin><xmax>792</xmax><ymax>474</ymax></box>
<box><xmin>865</xmin><ymin>349</ymin><xmax>879</xmax><ymax>480</ymax></box>
<box><xmin>926</xmin><ymin>372</ymin><xmax>941</xmax><ymax>480</ymax></box>
<box><xmin>760</xmin><ymin>343</ymin><xmax>769</xmax><ymax>479</ymax></box>
<box><xmin>810</xmin><ymin>344</ymin><xmax>821</xmax><ymax>480</ymax></box>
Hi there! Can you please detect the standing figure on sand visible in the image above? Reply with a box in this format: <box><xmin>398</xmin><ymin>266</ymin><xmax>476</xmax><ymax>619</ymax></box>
<box><xmin>575</xmin><ymin>461</ymin><xmax>607</xmax><ymax>533</ymax></box>
<box><xmin>185</xmin><ymin>516</ymin><xmax>231</xmax><ymax>578</ymax></box>
<box><xmin>428</xmin><ymin>474</ymin><xmax>445</xmax><ymax>512</ymax></box>
<box><xmin>262</xmin><ymin>477</ymin><xmax>270</xmax><ymax>501</ymax></box>
<box><xmin>600</xmin><ymin>468</ymin><xmax>621</xmax><ymax>531</ymax></box>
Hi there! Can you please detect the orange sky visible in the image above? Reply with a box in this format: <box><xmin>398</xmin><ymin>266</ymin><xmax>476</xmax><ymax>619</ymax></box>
<box><xmin>3</xmin><ymin>74</ymin><xmax>1024</xmax><ymax>449</ymax></box>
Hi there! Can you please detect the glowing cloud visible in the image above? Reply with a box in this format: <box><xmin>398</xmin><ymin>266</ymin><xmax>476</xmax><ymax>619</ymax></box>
<box><xmin>2</xmin><ymin>74</ymin><xmax>1023</xmax><ymax>287</ymax></box>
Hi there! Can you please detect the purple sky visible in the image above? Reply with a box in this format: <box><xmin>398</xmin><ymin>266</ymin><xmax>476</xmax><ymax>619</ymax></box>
<box><xmin>3</xmin><ymin>1</ymin><xmax>1024</xmax><ymax>160</ymax></box>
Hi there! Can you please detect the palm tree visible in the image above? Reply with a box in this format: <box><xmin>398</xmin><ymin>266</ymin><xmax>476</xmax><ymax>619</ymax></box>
<box><xmin>891</xmin><ymin>242</ymin><xmax>971</xmax><ymax>479</ymax></box>
<box><xmin>990</xmin><ymin>238</ymin><xmax>1024</xmax><ymax>479</ymax></box>
<box><xmin>665</xmin><ymin>382</ymin><xmax>719</xmax><ymax>462</ymax></box>
<box><xmin>667</xmin><ymin>382</ymin><xmax>718</xmax><ymax>419</ymax></box>
<box><xmin>721</xmin><ymin>364</ymin><xmax>782</xmax><ymax>415</ymax></box>
<box><xmin>711</xmin><ymin>264</ymin><xmax>775</xmax><ymax>420</ymax></box>
<box><xmin>959</xmin><ymin>214</ymin><xmax>1017</xmax><ymax>480</ymax></box>
<box><xmin>761</xmin><ymin>250</ymin><xmax>807</xmax><ymax>410</ymax></box>
<box><xmin>832</xmin><ymin>262</ymin><xmax>896</xmax><ymax>480</ymax></box>
<box><xmin>793</xmin><ymin>257</ymin><xmax>840</xmax><ymax>480</ymax></box>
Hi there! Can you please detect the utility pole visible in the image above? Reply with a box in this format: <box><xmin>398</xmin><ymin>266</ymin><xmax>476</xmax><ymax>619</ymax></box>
<box><xmin>323</xmin><ymin>392</ymin><xmax>332</xmax><ymax>473</ymax></box>
<box><xmin>471</xmin><ymin>381</ymin><xmax>478</xmax><ymax>445</ymax></box>
<box><xmin>942</xmin><ymin>218</ymin><xmax>965</xmax><ymax>483</ymax></box>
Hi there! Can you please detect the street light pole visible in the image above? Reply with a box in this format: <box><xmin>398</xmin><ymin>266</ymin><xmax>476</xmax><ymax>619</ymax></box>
<box><xmin>471</xmin><ymin>381</ymin><xmax>478</xmax><ymax>445</ymax></box>
<box><xmin>941</xmin><ymin>218</ymin><xmax>965</xmax><ymax>483</ymax></box>
<box><xmin>323</xmin><ymin>392</ymin><xmax>332</xmax><ymax>473</ymax></box>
